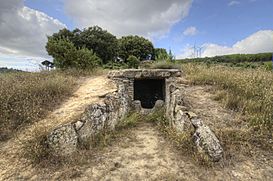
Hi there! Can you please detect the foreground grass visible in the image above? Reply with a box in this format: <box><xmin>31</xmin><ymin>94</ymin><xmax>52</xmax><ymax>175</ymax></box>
<box><xmin>0</xmin><ymin>71</ymin><xmax>77</xmax><ymax>141</ymax></box>
<box><xmin>182</xmin><ymin>63</ymin><xmax>273</xmax><ymax>131</ymax></box>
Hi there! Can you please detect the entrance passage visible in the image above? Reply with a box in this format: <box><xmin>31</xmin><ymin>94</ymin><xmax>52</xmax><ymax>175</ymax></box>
<box><xmin>134</xmin><ymin>79</ymin><xmax>165</xmax><ymax>109</ymax></box>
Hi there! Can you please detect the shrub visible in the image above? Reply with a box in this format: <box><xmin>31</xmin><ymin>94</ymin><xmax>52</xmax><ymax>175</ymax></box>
<box><xmin>127</xmin><ymin>55</ymin><xmax>140</xmax><ymax>68</ymax></box>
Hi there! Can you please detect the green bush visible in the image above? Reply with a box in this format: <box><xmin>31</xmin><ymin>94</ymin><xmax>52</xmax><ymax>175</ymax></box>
<box><xmin>74</xmin><ymin>48</ymin><xmax>101</xmax><ymax>69</ymax></box>
<box><xmin>46</xmin><ymin>38</ymin><xmax>101</xmax><ymax>70</ymax></box>
<box><xmin>127</xmin><ymin>55</ymin><xmax>140</xmax><ymax>68</ymax></box>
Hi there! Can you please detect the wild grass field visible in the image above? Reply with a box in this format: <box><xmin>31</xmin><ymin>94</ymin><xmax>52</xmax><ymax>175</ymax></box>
<box><xmin>0</xmin><ymin>71</ymin><xmax>77</xmax><ymax>141</ymax></box>
<box><xmin>182</xmin><ymin>63</ymin><xmax>273</xmax><ymax>132</ymax></box>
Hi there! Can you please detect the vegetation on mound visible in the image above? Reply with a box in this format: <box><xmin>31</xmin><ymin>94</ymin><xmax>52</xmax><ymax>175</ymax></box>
<box><xmin>0</xmin><ymin>71</ymin><xmax>77</xmax><ymax>141</ymax></box>
<box><xmin>182</xmin><ymin>63</ymin><xmax>273</xmax><ymax>131</ymax></box>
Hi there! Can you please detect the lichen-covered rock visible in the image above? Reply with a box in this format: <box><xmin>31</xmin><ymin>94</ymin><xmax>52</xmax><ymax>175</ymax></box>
<box><xmin>108</xmin><ymin>69</ymin><xmax>182</xmax><ymax>79</ymax></box>
<box><xmin>167</xmin><ymin>84</ymin><xmax>223</xmax><ymax>162</ymax></box>
<box><xmin>174</xmin><ymin>110</ymin><xmax>193</xmax><ymax>132</ymax></box>
<box><xmin>153</xmin><ymin>100</ymin><xmax>165</xmax><ymax>111</ymax></box>
<box><xmin>47</xmin><ymin>123</ymin><xmax>78</xmax><ymax>155</ymax></box>
<box><xmin>132</xmin><ymin>100</ymin><xmax>142</xmax><ymax>112</ymax></box>
<box><xmin>192</xmin><ymin>118</ymin><xmax>223</xmax><ymax>162</ymax></box>
<box><xmin>46</xmin><ymin>84</ymin><xmax>130</xmax><ymax>155</ymax></box>
<box><xmin>77</xmin><ymin>104</ymin><xmax>108</xmax><ymax>144</ymax></box>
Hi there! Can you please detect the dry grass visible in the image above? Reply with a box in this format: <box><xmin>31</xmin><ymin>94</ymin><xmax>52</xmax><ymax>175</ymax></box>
<box><xmin>0</xmin><ymin>71</ymin><xmax>77</xmax><ymax>141</ymax></box>
<box><xmin>182</xmin><ymin>63</ymin><xmax>273</xmax><ymax>132</ymax></box>
<box><xmin>56</xmin><ymin>67</ymin><xmax>107</xmax><ymax>77</ymax></box>
<box><xmin>141</xmin><ymin>61</ymin><xmax>181</xmax><ymax>69</ymax></box>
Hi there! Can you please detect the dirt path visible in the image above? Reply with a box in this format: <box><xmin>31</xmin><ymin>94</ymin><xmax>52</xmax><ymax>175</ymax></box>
<box><xmin>0</xmin><ymin>75</ymin><xmax>116</xmax><ymax>180</ymax></box>
<box><xmin>70</xmin><ymin>123</ymin><xmax>188</xmax><ymax>181</ymax></box>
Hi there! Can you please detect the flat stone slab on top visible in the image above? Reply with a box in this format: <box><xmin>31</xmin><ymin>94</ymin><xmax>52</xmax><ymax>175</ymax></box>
<box><xmin>108</xmin><ymin>69</ymin><xmax>182</xmax><ymax>79</ymax></box>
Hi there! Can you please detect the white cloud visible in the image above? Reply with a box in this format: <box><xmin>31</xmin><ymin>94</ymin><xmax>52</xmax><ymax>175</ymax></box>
<box><xmin>0</xmin><ymin>52</ymin><xmax>44</xmax><ymax>71</ymax></box>
<box><xmin>183</xmin><ymin>26</ymin><xmax>198</xmax><ymax>36</ymax></box>
<box><xmin>178</xmin><ymin>30</ymin><xmax>273</xmax><ymax>58</ymax></box>
<box><xmin>64</xmin><ymin>0</ymin><xmax>192</xmax><ymax>38</ymax></box>
<box><xmin>0</xmin><ymin>0</ymin><xmax>66</xmax><ymax>58</ymax></box>
<box><xmin>228</xmin><ymin>1</ymin><xmax>240</xmax><ymax>6</ymax></box>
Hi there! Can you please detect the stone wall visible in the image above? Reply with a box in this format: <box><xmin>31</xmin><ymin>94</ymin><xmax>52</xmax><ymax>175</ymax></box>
<box><xmin>47</xmin><ymin>89</ymin><xmax>130</xmax><ymax>155</ymax></box>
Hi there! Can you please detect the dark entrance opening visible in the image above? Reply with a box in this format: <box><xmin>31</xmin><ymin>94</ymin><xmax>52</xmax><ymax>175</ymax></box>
<box><xmin>134</xmin><ymin>79</ymin><xmax>165</xmax><ymax>109</ymax></box>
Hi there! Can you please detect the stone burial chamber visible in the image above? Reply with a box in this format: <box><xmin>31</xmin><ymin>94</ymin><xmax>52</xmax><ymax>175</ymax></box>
<box><xmin>46</xmin><ymin>69</ymin><xmax>223</xmax><ymax>161</ymax></box>
<box><xmin>108</xmin><ymin>69</ymin><xmax>181</xmax><ymax>112</ymax></box>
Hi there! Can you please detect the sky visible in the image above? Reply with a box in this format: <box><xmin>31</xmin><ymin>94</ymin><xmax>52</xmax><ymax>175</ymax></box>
<box><xmin>0</xmin><ymin>0</ymin><xmax>272</xmax><ymax>71</ymax></box>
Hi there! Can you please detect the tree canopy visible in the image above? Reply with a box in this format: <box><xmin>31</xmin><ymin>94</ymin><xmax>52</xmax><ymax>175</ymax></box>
<box><xmin>78</xmin><ymin>26</ymin><xmax>118</xmax><ymax>64</ymax></box>
<box><xmin>46</xmin><ymin>26</ymin><xmax>159</xmax><ymax>69</ymax></box>
<box><xmin>118</xmin><ymin>35</ymin><xmax>154</xmax><ymax>61</ymax></box>
<box><xmin>47</xmin><ymin>26</ymin><xmax>118</xmax><ymax>64</ymax></box>
<box><xmin>46</xmin><ymin>37</ymin><xmax>101</xmax><ymax>69</ymax></box>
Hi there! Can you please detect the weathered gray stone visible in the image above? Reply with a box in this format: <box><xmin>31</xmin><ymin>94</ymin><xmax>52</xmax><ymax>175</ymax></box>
<box><xmin>132</xmin><ymin>100</ymin><xmax>142</xmax><ymax>112</ymax></box>
<box><xmin>153</xmin><ymin>100</ymin><xmax>165</xmax><ymax>110</ymax></box>
<box><xmin>190</xmin><ymin>117</ymin><xmax>203</xmax><ymax>128</ymax></box>
<box><xmin>108</xmin><ymin>69</ymin><xmax>182</xmax><ymax>79</ymax></box>
<box><xmin>47</xmin><ymin>83</ymin><xmax>130</xmax><ymax>155</ymax></box>
<box><xmin>167</xmin><ymin>84</ymin><xmax>223</xmax><ymax>162</ymax></box>
<box><xmin>74</xmin><ymin>121</ymin><xmax>84</xmax><ymax>131</ymax></box>
<box><xmin>192</xmin><ymin>120</ymin><xmax>223</xmax><ymax>162</ymax></box>
<box><xmin>173</xmin><ymin>110</ymin><xmax>193</xmax><ymax>132</ymax></box>
<box><xmin>47</xmin><ymin>123</ymin><xmax>78</xmax><ymax>155</ymax></box>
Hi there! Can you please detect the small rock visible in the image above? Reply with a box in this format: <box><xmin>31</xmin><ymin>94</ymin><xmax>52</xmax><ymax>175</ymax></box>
<box><xmin>74</xmin><ymin>121</ymin><xmax>84</xmax><ymax>131</ymax></box>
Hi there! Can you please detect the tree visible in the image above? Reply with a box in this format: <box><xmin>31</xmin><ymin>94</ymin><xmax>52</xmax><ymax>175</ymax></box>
<box><xmin>46</xmin><ymin>37</ymin><xmax>101</xmax><ymax>69</ymax></box>
<box><xmin>168</xmin><ymin>49</ymin><xmax>175</xmax><ymax>61</ymax></box>
<box><xmin>74</xmin><ymin>48</ymin><xmax>101</xmax><ymax>69</ymax></box>
<box><xmin>78</xmin><ymin>26</ymin><xmax>118</xmax><ymax>64</ymax></box>
<box><xmin>47</xmin><ymin>26</ymin><xmax>118</xmax><ymax>64</ymax></box>
<box><xmin>41</xmin><ymin>60</ymin><xmax>54</xmax><ymax>70</ymax></box>
<box><xmin>154</xmin><ymin>48</ymin><xmax>169</xmax><ymax>61</ymax></box>
<box><xmin>118</xmin><ymin>35</ymin><xmax>154</xmax><ymax>61</ymax></box>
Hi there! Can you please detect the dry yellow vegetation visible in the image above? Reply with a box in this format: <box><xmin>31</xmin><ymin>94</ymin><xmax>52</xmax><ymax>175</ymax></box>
<box><xmin>182</xmin><ymin>63</ymin><xmax>273</xmax><ymax>131</ymax></box>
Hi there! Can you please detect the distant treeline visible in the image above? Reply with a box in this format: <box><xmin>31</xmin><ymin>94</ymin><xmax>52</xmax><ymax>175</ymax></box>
<box><xmin>178</xmin><ymin>53</ymin><xmax>272</xmax><ymax>63</ymax></box>
<box><xmin>0</xmin><ymin>67</ymin><xmax>23</xmax><ymax>73</ymax></box>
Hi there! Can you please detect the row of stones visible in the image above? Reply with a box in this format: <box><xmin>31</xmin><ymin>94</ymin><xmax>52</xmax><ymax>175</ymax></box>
<box><xmin>167</xmin><ymin>85</ymin><xmax>223</xmax><ymax>162</ymax></box>
<box><xmin>47</xmin><ymin>90</ymin><xmax>130</xmax><ymax>155</ymax></box>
